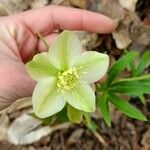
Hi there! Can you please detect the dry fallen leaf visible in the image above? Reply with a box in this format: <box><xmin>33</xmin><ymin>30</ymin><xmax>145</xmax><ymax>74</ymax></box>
<box><xmin>119</xmin><ymin>0</ymin><xmax>138</xmax><ymax>12</ymax></box>
<box><xmin>141</xmin><ymin>128</ymin><xmax>150</xmax><ymax>150</ymax></box>
<box><xmin>69</xmin><ymin>0</ymin><xmax>87</xmax><ymax>9</ymax></box>
<box><xmin>0</xmin><ymin>97</ymin><xmax>32</xmax><ymax>115</ymax></box>
<box><xmin>67</xmin><ymin>128</ymin><xmax>84</xmax><ymax>145</ymax></box>
<box><xmin>0</xmin><ymin>113</ymin><xmax>9</xmax><ymax>140</ymax></box>
<box><xmin>112</xmin><ymin>27</ymin><xmax>132</xmax><ymax>49</ymax></box>
<box><xmin>8</xmin><ymin>113</ymin><xmax>49</xmax><ymax>145</ymax></box>
<box><xmin>0</xmin><ymin>3</ymin><xmax>9</xmax><ymax>16</ymax></box>
<box><xmin>99</xmin><ymin>0</ymin><xmax>124</xmax><ymax>20</ymax></box>
<box><xmin>8</xmin><ymin>113</ymin><xmax>71</xmax><ymax>145</ymax></box>
<box><xmin>30</xmin><ymin>0</ymin><xmax>49</xmax><ymax>9</ymax></box>
<box><xmin>0</xmin><ymin>0</ymin><xmax>31</xmax><ymax>15</ymax></box>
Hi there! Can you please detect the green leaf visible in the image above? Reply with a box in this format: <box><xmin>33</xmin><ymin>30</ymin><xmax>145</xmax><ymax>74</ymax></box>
<box><xmin>107</xmin><ymin>52</ymin><xmax>138</xmax><ymax>86</ymax></box>
<box><xmin>109</xmin><ymin>80</ymin><xmax>150</xmax><ymax>95</ymax></box>
<box><xmin>97</xmin><ymin>93</ymin><xmax>111</xmax><ymax>127</ymax></box>
<box><xmin>117</xmin><ymin>74</ymin><xmax>150</xmax><ymax>82</ymax></box>
<box><xmin>139</xmin><ymin>94</ymin><xmax>146</xmax><ymax>105</ymax></box>
<box><xmin>109</xmin><ymin>74</ymin><xmax>150</xmax><ymax>95</ymax></box>
<box><xmin>56</xmin><ymin>106</ymin><xmax>69</xmax><ymax>123</ymax></box>
<box><xmin>108</xmin><ymin>93</ymin><xmax>147</xmax><ymax>121</ymax></box>
<box><xmin>134</xmin><ymin>51</ymin><xmax>150</xmax><ymax>76</ymax></box>
<box><xmin>67</xmin><ymin>105</ymin><xmax>83</xmax><ymax>123</ymax></box>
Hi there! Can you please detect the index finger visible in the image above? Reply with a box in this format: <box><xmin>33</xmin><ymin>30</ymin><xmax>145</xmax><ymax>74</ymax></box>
<box><xmin>8</xmin><ymin>6</ymin><xmax>117</xmax><ymax>35</ymax></box>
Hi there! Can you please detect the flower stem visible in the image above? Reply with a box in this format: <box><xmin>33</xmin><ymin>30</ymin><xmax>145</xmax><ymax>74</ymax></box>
<box><xmin>37</xmin><ymin>32</ymin><xmax>49</xmax><ymax>50</ymax></box>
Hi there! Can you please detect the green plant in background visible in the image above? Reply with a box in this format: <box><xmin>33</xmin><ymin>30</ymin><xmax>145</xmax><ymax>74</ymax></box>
<box><xmin>26</xmin><ymin>31</ymin><xmax>149</xmax><ymax>128</ymax></box>
<box><xmin>97</xmin><ymin>51</ymin><xmax>150</xmax><ymax>126</ymax></box>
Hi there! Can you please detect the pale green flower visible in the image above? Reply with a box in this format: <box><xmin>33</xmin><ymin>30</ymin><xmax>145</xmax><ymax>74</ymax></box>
<box><xmin>26</xmin><ymin>31</ymin><xmax>109</xmax><ymax>118</ymax></box>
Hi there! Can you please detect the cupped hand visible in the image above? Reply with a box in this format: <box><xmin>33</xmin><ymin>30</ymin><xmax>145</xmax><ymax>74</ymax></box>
<box><xmin>0</xmin><ymin>6</ymin><xmax>116</xmax><ymax>110</ymax></box>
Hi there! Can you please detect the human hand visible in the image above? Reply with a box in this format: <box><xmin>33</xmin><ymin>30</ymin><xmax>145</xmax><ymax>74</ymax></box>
<box><xmin>0</xmin><ymin>6</ymin><xmax>116</xmax><ymax>110</ymax></box>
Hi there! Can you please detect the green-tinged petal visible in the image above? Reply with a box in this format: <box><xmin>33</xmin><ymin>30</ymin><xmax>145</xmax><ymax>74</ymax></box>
<box><xmin>48</xmin><ymin>31</ymin><xmax>82</xmax><ymax>69</ymax></box>
<box><xmin>32</xmin><ymin>78</ymin><xmax>66</xmax><ymax>118</ymax></box>
<box><xmin>74</xmin><ymin>51</ymin><xmax>109</xmax><ymax>83</ymax></box>
<box><xmin>26</xmin><ymin>52</ymin><xmax>58</xmax><ymax>81</ymax></box>
<box><xmin>67</xmin><ymin>105</ymin><xmax>83</xmax><ymax>123</ymax></box>
<box><xmin>63</xmin><ymin>82</ymin><xmax>95</xmax><ymax>112</ymax></box>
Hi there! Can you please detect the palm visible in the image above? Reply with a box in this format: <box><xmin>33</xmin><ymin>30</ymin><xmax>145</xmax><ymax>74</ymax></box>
<box><xmin>0</xmin><ymin>20</ymin><xmax>36</xmax><ymax>109</ymax></box>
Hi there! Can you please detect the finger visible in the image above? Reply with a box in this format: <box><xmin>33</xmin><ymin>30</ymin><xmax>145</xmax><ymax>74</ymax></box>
<box><xmin>37</xmin><ymin>33</ymin><xmax>58</xmax><ymax>52</ymax></box>
<box><xmin>9</xmin><ymin>6</ymin><xmax>117</xmax><ymax>35</ymax></box>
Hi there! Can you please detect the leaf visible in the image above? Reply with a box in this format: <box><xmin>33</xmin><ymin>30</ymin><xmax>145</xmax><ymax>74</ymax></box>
<box><xmin>109</xmin><ymin>74</ymin><xmax>150</xmax><ymax>95</ymax></box>
<box><xmin>109</xmin><ymin>80</ymin><xmax>150</xmax><ymax>95</ymax></box>
<box><xmin>8</xmin><ymin>113</ymin><xmax>48</xmax><ymax>145</ymax></box>
<box><xmin>134</xmin><ymin>51</ymin><xmax>150</xmax><ymax>76</ymax></box>
<box><xmin>108</xmin><ymin>93</ymin><xmax>147</xmax><ymax>121</ymax></box>
<box><xmin>56</xmin><ymin>106</ymin><xmax>69</xmax><ymax>123</ymax></box>
<box><xmin>118</xmin><ymin>74</ymin><xmax>150</xmax><ymax>82</ymax></box>
<box><xmin>67</xmin><ymin>105</ymin><xmax>83</xmax><ymax>123</ymax></box>
<box><xmin>97</xmin><ymin>93</ymin><xmax>111</xmax><ymax>127</ymax></box>
<box><xmin>107</xmin><ymin>52</ymin><xmax>138</xmax><ymax>86</ymax></box>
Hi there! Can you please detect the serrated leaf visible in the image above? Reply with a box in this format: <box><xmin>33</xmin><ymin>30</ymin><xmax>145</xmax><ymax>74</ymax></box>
<box><xmin>97</xmin><ymin>93</ymin><xmax>111</xmax><ymax>127</ymax></box>
<box><xmin>107</xmin><ymin>52</ymin><xmax>138</xmax><ymax>86</ymax></box>
<box><xmin>67</xmin><ymin>105</ymin><xmax>83</xmax><ymax>123</ymax></box>
<box><xmin>108</xmin><ymin>93</ymin><xmax>147</xmax><ymax>121</ymax></box>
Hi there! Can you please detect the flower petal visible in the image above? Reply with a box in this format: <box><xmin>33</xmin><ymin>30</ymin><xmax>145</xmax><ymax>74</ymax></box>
<box><xmin>48</xmin><ymin>31</ymin><xmax>82</xmax><ymax>69</ymax></box>
<box><xmin>63</xmin><ymin>82</ymin><xmax>95</xmax><ymax>112</ymax></box>
<box><xmin>26</xmin><ymin>52</ymin><xmax>58</xmax><ymax>81</ymax></box>
<box><xmin>74</xmin><ymin>51</ymin><xmax>109</xmax><ymax>83</ymax></box>
<box><xmin>67</xmin><ymin>105</ymin><xmax>83</xmax><ymax>123</ymax></box>
<box><xmin>32</xmin><ymin>78</ymin><xmax>66</xmax><ymax>118</ymax></box>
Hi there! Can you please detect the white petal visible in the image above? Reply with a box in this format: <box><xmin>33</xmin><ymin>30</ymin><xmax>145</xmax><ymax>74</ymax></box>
<box><xmin>63</xmin><ymin>82</ymin><xmax>95</xmax><ymax>112</ymax></box>
<box><xmin>32</xmin><ymin>78</ymin><xmax>65</xmax><ymax>118</ymax></box>
<box><xmin>74</xmin><ymin>51</ymin><xmax>109</xmax><ymax>83</ymax></box>
<box><xmin>48</xmin><ymin>31</ymin><xmax>82</xmax><ymax>69</ymax></box>
<box><xmin>26</xmin><ymin>52</ymin><xmax>58</xmax><ymax>81</ymax></box>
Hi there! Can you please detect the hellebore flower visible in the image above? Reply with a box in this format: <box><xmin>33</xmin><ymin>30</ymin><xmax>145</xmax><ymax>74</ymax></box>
<box><xmin>26</xmin><ymin>31</ymin><xmax>109</xmax><ymax>118</ymax></box>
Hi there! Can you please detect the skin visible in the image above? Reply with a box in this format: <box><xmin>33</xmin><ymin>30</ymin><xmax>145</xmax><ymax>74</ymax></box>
<box><xmin>0</xmin><ymin>6</ymin><xmax>117</xmax><ymax>110</ymax></box>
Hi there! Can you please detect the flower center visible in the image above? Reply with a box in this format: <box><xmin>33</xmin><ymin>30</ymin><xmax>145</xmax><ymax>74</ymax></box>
<box><xmin>57</xmin><ymin>68</ymin><xmax>79</xmax><ymax>90</ymax></box>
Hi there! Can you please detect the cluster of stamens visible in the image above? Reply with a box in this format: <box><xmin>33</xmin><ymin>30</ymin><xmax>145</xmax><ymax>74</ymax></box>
<box><xmin>57</xmin><ymin>68</ymin><xmax>79</xmax><ymax>91</ymax></box>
